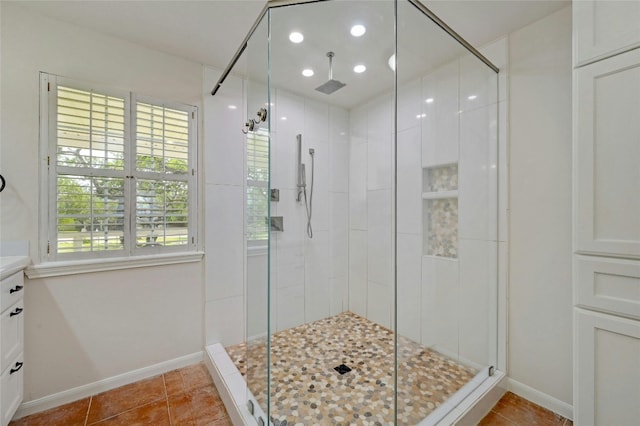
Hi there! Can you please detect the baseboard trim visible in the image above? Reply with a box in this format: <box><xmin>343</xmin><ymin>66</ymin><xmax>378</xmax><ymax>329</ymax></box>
<box><xmin>507</xmin><ymin>378</ymin><xmax>573</xmax><ymax>420</ymax></box>
<box><xmin>13</xmin><ymin>351</ymin><xmax>204</xmax><ymax>420</ymax></box>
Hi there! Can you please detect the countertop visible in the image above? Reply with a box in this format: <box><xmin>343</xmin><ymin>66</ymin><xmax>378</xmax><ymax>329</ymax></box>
<box><xmin>0</xmin><ymin>256</ymin><xmax>30</xmax><ymax>280</ymax></box>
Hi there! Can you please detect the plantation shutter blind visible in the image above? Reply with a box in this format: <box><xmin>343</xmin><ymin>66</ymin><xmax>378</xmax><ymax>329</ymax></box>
<box><xmin>247</xmin><ymin>130</ymin><xmax>269</xmax><ymax>241</ymax></box>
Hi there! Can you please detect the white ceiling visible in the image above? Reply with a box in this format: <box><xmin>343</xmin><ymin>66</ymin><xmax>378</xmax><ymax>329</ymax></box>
<box><xmin>13</xmin><ymin>0</ymin><xmax>569</xmax><ymax>107</ymax></box>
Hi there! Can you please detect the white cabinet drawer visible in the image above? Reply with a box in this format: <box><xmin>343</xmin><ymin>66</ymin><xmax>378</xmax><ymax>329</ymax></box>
<box><xmin>1</xmin><ymin>353</ymin><xmax>24</xmax><ymax>426</ymax></box>
<box><xmin>576</xmin><ymin>256</ymin><xmax>640</xmax><ymax>320</ymax></box>
<box><xmin>574</xmin><ymin>309</ymin><xmax>640</xmax><ymax>425</ymax></box>
<box><xmin>1</xmin><ymin>301</ymin><xmax>24</xmax><ymax>373</ymax></box>
<box><xmin>574</xmin><ymin>0</ymin><xmax>640</xmax><ymax>66</ymax></box>
<box><xmin>0</xmin><ymin>271</ymin><xmax>24</xmax><ymax>313</ymax></box>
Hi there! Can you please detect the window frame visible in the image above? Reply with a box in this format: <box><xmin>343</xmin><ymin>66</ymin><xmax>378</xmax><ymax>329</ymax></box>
<box><xmin>39</xmin><ymin>73</ymin><xmax>198</xmax><ymax>262</ymax></box>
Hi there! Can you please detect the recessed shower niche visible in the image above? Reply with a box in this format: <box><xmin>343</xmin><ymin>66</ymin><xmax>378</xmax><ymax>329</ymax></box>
<box><xmin>423</xmin><ymin>164</ymin><xmax>458</xmax><ymax>258</ymax></box>
<box><xmin>206</xmin><ymin>0</ymin><xmax>501</xmax><ymax>424</ymax></box>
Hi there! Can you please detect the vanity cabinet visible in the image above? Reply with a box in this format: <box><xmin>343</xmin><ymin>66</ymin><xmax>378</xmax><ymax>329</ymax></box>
<box><xmin>0</xmin><ymin>270</ymin><xmax>24</xmax><ymax>426</ymax></box>
<box><xmin>573</xmin><ymin>1</ymin><xmax>640</xmax><ymax>424</ymax></box>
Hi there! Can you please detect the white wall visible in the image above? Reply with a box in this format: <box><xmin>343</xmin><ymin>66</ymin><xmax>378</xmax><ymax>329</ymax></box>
<box><xmin>508</xmin><ymin>6</ymin><xmax>573</xmax><ymax>407</ymax></box>
<box><xmin>1</xmin><ymin>3</ymin><xmax>204</xmax><ymax>401</ymax></box>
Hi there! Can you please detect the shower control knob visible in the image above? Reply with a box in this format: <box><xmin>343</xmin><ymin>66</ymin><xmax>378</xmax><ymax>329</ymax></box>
<box><xmin>256</xmin><ymin>107</ymin><xmax>267</xmax><ymax>122</ymax></box>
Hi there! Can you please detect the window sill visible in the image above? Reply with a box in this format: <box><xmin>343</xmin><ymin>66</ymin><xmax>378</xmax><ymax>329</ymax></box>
<box><xmin>25</xmin><ymin>251</ymin><xmax>204</xmax><ymax>279</ymax></box>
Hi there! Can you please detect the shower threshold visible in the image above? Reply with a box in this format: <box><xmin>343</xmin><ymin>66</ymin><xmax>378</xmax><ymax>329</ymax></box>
<box><xmin>206</xmin><ymin>312</ymin><xmax>505</xmax><ymax>425</ymax></box>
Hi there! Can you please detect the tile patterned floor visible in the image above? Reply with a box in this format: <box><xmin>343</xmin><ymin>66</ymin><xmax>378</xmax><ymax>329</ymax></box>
<box><xmin>9</xmin><ymin>363</ymin><xmax>232</xmax><ymax>426</ymax></box>
<box><xmin>8</xmin><ymin>359</ymin><xmax>572</xmax><ymax>426</ymax></box>
<box><xmin>227</xmin><ymin>311</ymin><xmax>477</xmax><ymax>425</ymax></box>
<box><xmin>480</xmin><ymin>392</ymin><xmax>573</xmax><ymax>426</ymax></box>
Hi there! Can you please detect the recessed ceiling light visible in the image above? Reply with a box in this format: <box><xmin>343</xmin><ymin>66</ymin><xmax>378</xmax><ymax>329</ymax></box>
<box><xmin>353</xmin><ymin>64</ymin><xmax>366</xmax><ymax>73</ymax></box>
<box><xmin>425</xmin><ymin>98</ymin><xmax>434</xmax><ymax>104</ymax></box>
<box><xmin>228</xmin><ymin>105</ymin><xmax>237</xmax><ymax>110</ymax></box>
<box><xmin>289</xmin><ymin>32</ymin><xmax>304</xmax><ymax>43</ymax></box>
<box><xmin>388</xmin><ymin>54</ymin><xmax>396</xmax><ymax>71</ymax></box>
<box><xmin>468</xmin><ymin>95</ymin><xmax>477</xmax><ymax>100</ymax></box>
<box><xmin>302</xmin><ymin>68</ymin><xmax>314</xmax><ymax>77</ymax></box>
<box><xmin>281</xmin><ymin>116</ymin><xmax>287</xmax><ymax>121</ymax></box>
<box><xmin>350</xmin><ymin>24</ymin><xmax>366</xmax><ymax>37</ymax></box>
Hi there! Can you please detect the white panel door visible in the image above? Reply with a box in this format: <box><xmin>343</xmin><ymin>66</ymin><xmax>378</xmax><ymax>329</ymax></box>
<box><xmin>574</xmin><ymin>48</ymin><xmax>640</xmax><ymax>259</ymax></box>
<box><xmin>574</xmin><ymin>0</ymin><xmax>640</xmax><ymax>66</ymax></box>
<box><xmin>574</xmin><ymin>309</ymin><xmax>640</xmax><ymax>425</ymax></box>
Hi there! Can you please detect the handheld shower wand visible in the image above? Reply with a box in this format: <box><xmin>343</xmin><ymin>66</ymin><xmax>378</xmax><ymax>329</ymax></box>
<box><xmin>296</xmin><ymin>134</ymin><xmax>314</xmax><ymax>238</ymax></box>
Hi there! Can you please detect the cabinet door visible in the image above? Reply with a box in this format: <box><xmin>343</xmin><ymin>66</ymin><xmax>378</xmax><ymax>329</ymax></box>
<box><xmin>0</xmin><ymin>302</ymin><xmax>24</xmax><ymax>373</ymax></box>
<box><xmin>574</xmin><ymin>309</ymin><xmax>640</xmax><ymax>425</ymax></box>
<box><xmin>1</xmin><ymin>354</ymin><xmax>23</xmax><ymax>426</ymax></box>
<box><xmin>574</xmin><ymin>0</ymin><xmax>640</xmax><ymax>66</ymax></box>
<box><xmin>574</xmin><ymin>48</ymin><xmax>640</xmax><ymax>259</ymax></box>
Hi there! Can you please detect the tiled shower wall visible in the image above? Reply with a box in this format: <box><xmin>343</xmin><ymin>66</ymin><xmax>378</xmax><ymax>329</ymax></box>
<box><xmin>204</xmin><ymin>71</ymin><xmax>350</xmax><ymax>345</ymax></box>
<box><xmin>348</xmin><ymin>40</ymin><xmax>503</xmax><ymax>369</ymax></box>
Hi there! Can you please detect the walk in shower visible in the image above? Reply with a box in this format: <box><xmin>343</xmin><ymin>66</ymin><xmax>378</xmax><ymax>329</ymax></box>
<box><xmin>208</xmin><ymin>0</ymin><xmax>500</xmax><ymax>424</ymax></box>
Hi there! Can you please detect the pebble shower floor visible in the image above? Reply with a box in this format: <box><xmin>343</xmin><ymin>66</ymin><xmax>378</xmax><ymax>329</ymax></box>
<box><xmin>226</xmin><ymin>312</ymin><xmax>476</xmax><ymax>425</ymax></box>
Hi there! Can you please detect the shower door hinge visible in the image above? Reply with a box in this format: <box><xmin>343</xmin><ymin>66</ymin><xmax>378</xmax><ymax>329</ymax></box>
<box><xmin>489</xmin><ymin>366</ymin><xmax>495</xmax><ymax>376</ymax></box>
<box><xmin>192</xmin><ymin>168</ymin><xmax>195</xmax><ymax>176</ymax></box>
<box><xmin>191</xmin><ymin>237</ymin><xmax>195</xmax><ymax>244</ymax></box>
<box><xmin>192</xmin><ymin>111</ymin><xmax>195</xmax><ymax>119</ymax></box>
<box><xmin>47</xmin><ymin>82</ymin><xmax>51</xmax><ymax>91</ymax></box>
<box><xmin>47</xmin><ymin>156</ymin><xmax>50</xmax><ymax>166</ymax></box>
<box><xmin>46</xmin><ymin>241</ymin><xmax>50</xmax><ymax>254</ymax></box>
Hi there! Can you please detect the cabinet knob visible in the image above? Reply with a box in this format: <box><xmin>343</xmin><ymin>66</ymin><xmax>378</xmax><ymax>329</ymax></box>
<box><xmin>10</xmin><ymin>307</ymin><xmax>23</xmax><ymax>317</ymax></box>
<box><xmin>9</xmin><ymin>285</ymin><xmax>23</xmax><ymax>294</ymax></box>
<box><xmin>10</xmin><ymin>362</ymin><xmax>23</xmax><ymax>375</ymax></box>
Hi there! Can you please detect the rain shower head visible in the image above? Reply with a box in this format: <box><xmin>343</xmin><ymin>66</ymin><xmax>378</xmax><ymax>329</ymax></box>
<box><xmin>315</xmin><ymin>52</ymin><xmax>346</xmax><ymax>95</ymax></box>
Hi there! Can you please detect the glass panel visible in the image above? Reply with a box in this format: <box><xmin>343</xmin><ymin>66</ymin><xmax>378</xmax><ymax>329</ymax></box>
<box><xmin>56</xmin><ymin>175</ymin><xmax>125</xmax><ymax>253</ymax></box>
<box><xmin>56</xmin><ymin>86</ymin><xmax>125</xmax><ymax>170</ymax></box>
<box><xmin>268</xmin><ymin>1</ymin><xmax>395</xmax><ymax>424</ymax></box>
<box><xmin>243</xmin><ymin>10</ymin><xmax>271</xmax><ymax>423</ymax></box>
<box><xmin>396</xmin><ymin>0</ymin><xmax>499</xmax><ymax>423</ymax></box>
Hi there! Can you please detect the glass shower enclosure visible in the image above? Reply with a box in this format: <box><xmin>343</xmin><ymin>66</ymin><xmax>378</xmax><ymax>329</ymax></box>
<box><xmin>211</xmin><ymin>0</ymin><xmax>499</xmax><ymax>424</ymax></box>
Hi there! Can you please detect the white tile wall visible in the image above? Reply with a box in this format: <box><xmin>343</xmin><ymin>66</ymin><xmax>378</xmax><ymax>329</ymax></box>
<box><xmin>349</xmin><ymin>230</ymin><xmax>368</xmax><ymax>317</ymax></box>
<box><xmin>273</xmin><ymin>90</ymin><xmax>304</xmax><ymax>190</ymax></box>
<box><xmin>397</xmin><ymin>78</ymin><xmax>422</xmax><ymax>132</ymax></box>
<box><xmin>205</xmin><ymin>184</ymin><xmax>244</xmax><ymax>301</ymax></box>
<box><xmin>367</xmin><ymin>189</ymin><xmax>392</xmax><ymax>286</ymax></box>
<box><xmin>397</xmin><ymin>233</ymin><xmax>422</xmax><ymax>342</ymax></box>
<box><xmin>305</xmin><ymin>230</ymin><xmax>331</xmax><ymax>323</ymax></box>
<box><xmin>367</xmin><ymin>95</ymin><xmax>393</xmax><ymax>191</ymax></box>
<box><xmin>330</xmin><ymin>276</ymin><xmax>348</xmax><ymax>316</ymax></box>
<box><xmin>421</xmin><ymin>256</ymin><xmax>459</xmax><ymax>356</ymax></box>
<box><xmin>205</xmin><ymin>296</ymin><xmax>245</xmax><ymax>346</ymax></box>
<box><xmin>422</xmin><ymin>61</ymin><xmax>459</xmax><ymax>167</ymax></box>
<box><xmin>204</xmin><ymin>74</ymin><xmax>244</xmax><ymax>186</ymax></box>
<box><xmin>276</xmin><ymin>285</ymin><xmax>306</xmax><ymax>332</ymax></box>
<box><xmin>458</xmin><ymin>239</ymin><xmax>496</xmax><ymax>368</ymax></box>
<box><xmin>247</xmin><ymin>252</ymin><xmax>269</xmax><ymax>340</ymax></box>
<box><xmin>330</xmin><ymin>192</ymin><xmax>349</xmax><ymax>279</ymax></box>
<box><xmin>349</xmin><ymin>142</ymin><xmax>368</xmax><ymax>231</ymax></box>
<box><xmin>397</xmin><ymin>127</ymin><xmax>423</xmax><ymax>235</ymax></box>
<box><xmin>459</xmin><ymin>105</ymin><xmax>495</xmax><ymax>241</ymax></box>
<box><xmin>367</xmin><ymin>281</ymin><xmax>393</xmax><ymax>328</ymax></box>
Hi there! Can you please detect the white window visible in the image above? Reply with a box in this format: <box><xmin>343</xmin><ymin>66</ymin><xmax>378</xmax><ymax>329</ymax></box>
<box><xmin>246</xmin><ymin>129</ymin><xmax>269</xmax><ymax>242</ymax></box>
<box><xmin>41</xmin><ymin>73</ymin><xmax>197</xmax><ymax>261</ymax></box>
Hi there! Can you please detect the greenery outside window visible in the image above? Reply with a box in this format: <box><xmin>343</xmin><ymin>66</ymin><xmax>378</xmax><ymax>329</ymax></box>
<box><xmin>41</xmin><ymin>73</ymin><xmax>197</xmax><ymax>260</ymax></box>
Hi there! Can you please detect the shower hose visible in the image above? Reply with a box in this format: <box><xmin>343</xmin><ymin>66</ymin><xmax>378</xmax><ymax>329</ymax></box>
<box><xmin>303</xmin><ymin>151</ymin><xmax>314</xmax><ymax>238</ymax></box>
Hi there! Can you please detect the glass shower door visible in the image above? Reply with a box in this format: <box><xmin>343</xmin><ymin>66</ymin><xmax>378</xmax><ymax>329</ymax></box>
<box><xmin>243</xmin><ymin>9</ymin><xmax>272</xmax><ymax>423</ymax></box>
